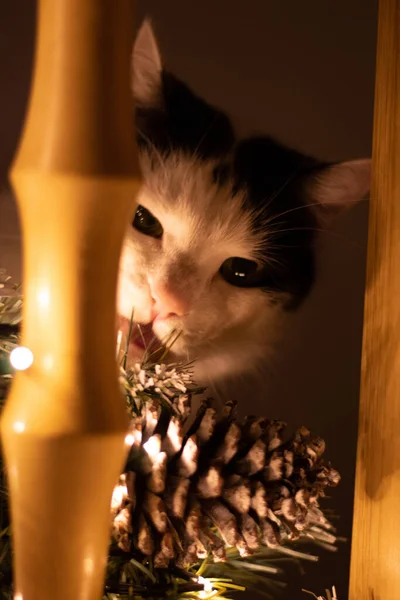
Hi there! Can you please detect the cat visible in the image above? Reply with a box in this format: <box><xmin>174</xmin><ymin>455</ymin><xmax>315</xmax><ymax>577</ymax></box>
<box><xmin>117</xmin><ymin>20</ymin><xmax>371</xmax><ymax>388</ymax></box>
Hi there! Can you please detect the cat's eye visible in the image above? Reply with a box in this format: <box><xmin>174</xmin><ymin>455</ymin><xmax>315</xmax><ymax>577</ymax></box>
<box><xmin>220</xmin><ymin>257</ymin><xmax>264</xmax><ymax>288</ymax></box>
<box><xmin>132</xmin><ymin>205</ymin><xmax>163</xmax><ymax>239</ymax></box>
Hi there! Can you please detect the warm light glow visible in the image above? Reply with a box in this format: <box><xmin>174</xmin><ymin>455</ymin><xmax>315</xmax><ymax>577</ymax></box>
<box><xmin>166</xmin><ymin>418</ymin><xmax>182</xmax><ymax>453</ymax></box>
<box><xmin>13</xmin><ymin>421</ymin><xmax>25</xmax><ymax>434</ymax></box>
<box><xmin>134</xmin><ymin>428</ymin><xmax>142</xmax><ymax>444</ymax></box>
<box><xmin>83</xmin><ymin>556</ymin><xmax>94</xmax><ymax>576</ymax></box>
<box><xmin>125</xmin><ymin>424</ymin><xmax>142</xmax><ymax>447</ymax></box>
<box><xmin>10</xmin><ymin>347</ymin><xmax>34</xmax><ymax>371</ymax></box>
<box><xmin>14</xmin><ymin>593</ymin><xmax>23</xmax><ymax>600</ymax></box>
<box><xmin>124</xmin><ymin>433</ymin><xmax>135</xmax><ymax>446</ymax></box>
<box><xmin>37</xmin><ymin>288</ymin><xmax>50</xmax><ymax>308</ymax></box>
<box><xmin>197</xmin><ymin>577</ymin><xmax>214</xmax><ymax>598</ymax></box>
<box><xmin>143</xmin><ymin>435</ymin><xmax>161</xmax><ymax>459</ymax></box>
<box><xmin>180</xmin><ymin>436</ymin><xmax>197</xmax><ymax>476</ymax></box>
<box><xmin>198</xmin><ymin>576</ymin><xmax>213</xmax><ymax>593</ymax></box>
<box><xmin>42</xmin><ymin>354</ymin><xmax>54</xmax><ymax>371</ymax></box>
<box><xmin>111</xmin><ymin>484</ymin><xmax>128</xmax><ymax>510</ymax></box>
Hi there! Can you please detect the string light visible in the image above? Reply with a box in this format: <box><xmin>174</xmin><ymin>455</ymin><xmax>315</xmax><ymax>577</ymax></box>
<box><xmin>197</xmin><ymin>577</ymin><xmax>214</xmax><ymax>599</ymax></box>
<box><xmin>10</xmin><ymin>347</ymin><xmax>34</xmax><ymax>371</ymax></box>
<box><xmin>13</xmin><ymin>422</ymin><xmax>25</xmax><ymax>434</ymax></box>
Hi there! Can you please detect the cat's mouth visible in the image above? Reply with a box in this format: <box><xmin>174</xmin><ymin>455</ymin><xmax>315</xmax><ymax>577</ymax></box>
<box><xmin>131</xmin><ymin>321</ymin><xmax>158</xmax><ymax>350</ymax></box>
<box><xmin>117</xmin><ymin>314</ymin><xmax>190</xmax><ymax>367</ymax></box>
<box><xmin>118</xmin><ymin>316</ymin><xmax>166</xmax><ymax>362</ymax></box>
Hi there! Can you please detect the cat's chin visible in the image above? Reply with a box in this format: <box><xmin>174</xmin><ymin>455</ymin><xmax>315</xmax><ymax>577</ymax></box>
<box><xmin>190</xmin><ymin>332</ymin><xmax>278</xmax><ymax>388</ymax></box>
<box><xmin>193</xmin><ymin>353</ymin><xmax>245</xmax><ymax>384</ymax></box>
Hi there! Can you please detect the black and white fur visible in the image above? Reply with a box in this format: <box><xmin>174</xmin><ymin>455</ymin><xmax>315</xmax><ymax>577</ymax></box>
<box><xmin>117</xmin><ymin>21</ymin><xmax>371</xmax><ymax>385</ymax></box>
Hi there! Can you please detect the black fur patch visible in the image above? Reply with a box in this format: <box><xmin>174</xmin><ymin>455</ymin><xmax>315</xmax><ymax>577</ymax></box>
<box><xmin>135</xmin><ymin>69</ymin><xmax>327</xmax><ymax>308</ymax></box>
<box><xmin>232</xmin><ymin>138</ymin><xmax>327</xmax><ymax>307</ymax></box>
<box><xmin>136</xmin><ymin>71</ymin><xmax>235</xmax><ymax>159</ymax></box>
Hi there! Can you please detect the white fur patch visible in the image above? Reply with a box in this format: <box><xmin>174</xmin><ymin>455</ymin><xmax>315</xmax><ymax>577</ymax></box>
<box><xmin>117</xmin><ymin>152</ymin><xmax>282</xmax><ymax>384</ymax></box>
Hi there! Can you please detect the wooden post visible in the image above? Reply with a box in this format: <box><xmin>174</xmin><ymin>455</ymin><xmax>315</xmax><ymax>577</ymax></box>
<box><xmin>0</xmin><ymin>1</ymin><xmax>140</xmax><ymax>599</ymax></box>
<box><xmin>349</xmin><ymin>1</ymin><xmax>400</xmax><ymax>599</ymax></box>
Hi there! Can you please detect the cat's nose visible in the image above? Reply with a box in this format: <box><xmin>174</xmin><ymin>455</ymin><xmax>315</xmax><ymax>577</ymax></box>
<box><xmin>150</xmin><ymin>280</ymin><xmax>190</xmax><ymax>318</ymax></box>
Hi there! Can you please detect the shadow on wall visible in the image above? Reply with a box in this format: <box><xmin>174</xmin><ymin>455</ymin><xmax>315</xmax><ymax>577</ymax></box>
<box><xmin>0</xmin><ymin>1</ymin><xmax>377</xmax><ymax>600</ymax></box>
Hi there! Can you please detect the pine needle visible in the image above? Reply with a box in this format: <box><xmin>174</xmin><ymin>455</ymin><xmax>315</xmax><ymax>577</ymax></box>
<box><xmin>302</xmin><ymin>586</ymin><xmax>338</xmax><ymax>600</ymax></box>
<box><xmin>128</xmin><ymin>559</ymin><xmax>157</xmax><ymax>584</ymax></box>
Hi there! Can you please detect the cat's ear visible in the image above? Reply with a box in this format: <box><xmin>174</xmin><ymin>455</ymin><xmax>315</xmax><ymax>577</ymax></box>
<box><xmin>309</xmin><ymin>158</ymin><xmax>371</xmax><ymax>217</ymax></box>
<box><xmin>132</xmin><ymin>19</ymin><xmax>163</xmax><ymax>108</ymax></box>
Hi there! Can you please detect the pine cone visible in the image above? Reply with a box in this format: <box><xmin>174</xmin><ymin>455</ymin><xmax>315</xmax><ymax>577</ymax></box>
<box><xmin>110</xmin><ymin>394</ymin><xmax>340</xmax><ymax>569</ymax></box>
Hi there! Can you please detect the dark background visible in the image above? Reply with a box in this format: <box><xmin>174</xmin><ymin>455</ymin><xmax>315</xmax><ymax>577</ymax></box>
<box><xmin>0</xmin><ymin>1</ymin><xmax>378</xmax><ymax>598</ymax></box>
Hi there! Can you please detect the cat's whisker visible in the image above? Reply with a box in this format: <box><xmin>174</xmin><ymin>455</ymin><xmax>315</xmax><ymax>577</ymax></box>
<box><xmin>136</xmin><ymin>127</ymin><xmax>167</xmax><ymax>170</ymax></box>
<box><xmin>246</xmin><ymin>161</ymin><xmax>311</xmax><ymax>225</ymax></box>
<box><xmin>185</xmin><ymin>113</ymin><xmax>227</xmax><ymax>170</ymax></box>
<box><xmin>256</xmin><ymin>201</ymin><xmax>325</xmax><ymax>228</ymax></box>
<box><xmin>265</xmin><ymin>225</ymin><xmax>364</xmax><ymax>248</ymax></box>
<box><xmin>265</xmin><ymin>196</ymin><xmax>365</xmax><ymax>227</ymax></box>
<box><xmin>263</xmin><ymin>165</ymin><xmax>305</xmax><ymax>207</ymax></box>
<box><xmin>262</xmin><ymin>255</ymin><xmax>286</xmax><ymax>270</ymax></box>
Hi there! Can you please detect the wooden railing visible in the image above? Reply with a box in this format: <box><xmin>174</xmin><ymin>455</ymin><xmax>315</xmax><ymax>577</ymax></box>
<box><xmin>349</xmin><ymin>1</ymin><xmax>400</xmax><ymax>599</ymax></box>
<box><xmin>0</xmin><ymin>1</ymin><xmax>141</xmax><ymax>599</ymax></box>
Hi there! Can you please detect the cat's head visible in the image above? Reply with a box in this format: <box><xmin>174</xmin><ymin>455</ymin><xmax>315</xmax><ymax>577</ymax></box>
<box><xmin>117</xmin><ymin>20</ymin><xmax>371</xmax><ymax>382</ymax></box>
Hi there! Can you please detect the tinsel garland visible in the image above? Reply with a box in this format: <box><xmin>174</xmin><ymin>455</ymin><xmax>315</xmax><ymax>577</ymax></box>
<box><xmin>0</xmin><ymin>270</ymin><xmax>339</xmax><ymax>600</ymax></box>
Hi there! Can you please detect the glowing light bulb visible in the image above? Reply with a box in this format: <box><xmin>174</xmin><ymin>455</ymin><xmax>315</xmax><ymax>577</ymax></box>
<box><xmin>197</xmin><ymin>576</ymin><xmax>214</xmax><ymax>597</ymax></box>
<box><xmin>13</xmin><ymin>421</ymin><xmax>25</xmax><ymax>434</ymax></box>
<box><xmin>10</xmin><ymin>347</ymin><xmax>34</xmax><ymax>371</ymax></box>
<box><xmin>198</xmin><ymin>577</ymin><xmax>213</xmax><ymax>592</ymax></box>
<box><xmin>14</xmin><ymin>593</ymin><xmax>23</xmax><ymax>600</ymax></box>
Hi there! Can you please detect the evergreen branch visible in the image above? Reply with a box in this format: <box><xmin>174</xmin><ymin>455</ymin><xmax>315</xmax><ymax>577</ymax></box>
<box><xmin>0</xmin><ymin>268</ymin><xmax>342</xmax><ymax>600</ymax></box>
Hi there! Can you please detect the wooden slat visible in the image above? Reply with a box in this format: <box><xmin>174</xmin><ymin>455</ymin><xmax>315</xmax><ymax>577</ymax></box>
<box><xmin>349</xmin><ymin>1</ymin><xmax>400</xmax><ymax>599</ymax></box>
<box><xmin>0</xmin><ymin>1</ymin><xmax>140</xmax><ymax>598</ymax></box>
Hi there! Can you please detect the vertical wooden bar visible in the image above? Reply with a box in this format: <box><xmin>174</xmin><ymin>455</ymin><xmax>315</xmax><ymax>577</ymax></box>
<box><xmin>0</xmin><ymin>1</ymin><xmax>140</xmax><ymax>599</ymax></box>
<box><xmin>349</xmin><ymin>1</ymin><xmax>400</xmax><ymax>599</ymax></box>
